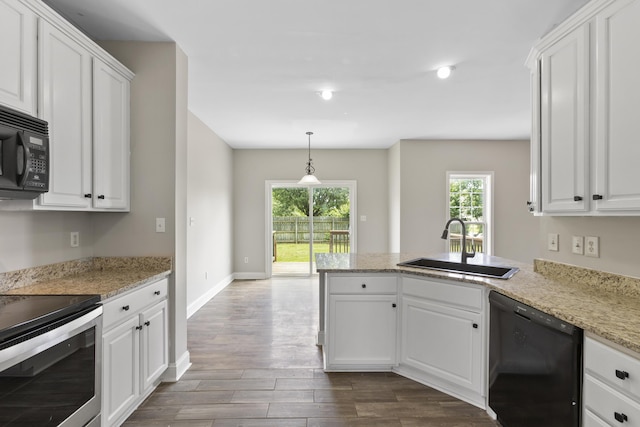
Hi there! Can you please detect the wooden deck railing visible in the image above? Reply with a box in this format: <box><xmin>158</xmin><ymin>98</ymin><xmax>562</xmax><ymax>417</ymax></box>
<box><xmin>448</xmin><ymin>233</ymin><xmax>484</xmax><ymax>253</ymax></box>
<box><xmin>329</xmin><ymin>230</ymin><xmax>350</xmax><ymax>253</ymax></box>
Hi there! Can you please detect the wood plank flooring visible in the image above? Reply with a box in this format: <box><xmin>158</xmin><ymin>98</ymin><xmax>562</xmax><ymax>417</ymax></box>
<box><xmin>123</xmin><ymin>277</ymin><xmax>498</xmax><ymax>427</ymax></box>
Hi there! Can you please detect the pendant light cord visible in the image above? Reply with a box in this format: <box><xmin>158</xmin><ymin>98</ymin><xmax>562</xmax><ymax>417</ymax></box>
<box><xmin>305</xmin><ymin>131</ymin><xmax>315</xmax><ymax>175</ymax></box>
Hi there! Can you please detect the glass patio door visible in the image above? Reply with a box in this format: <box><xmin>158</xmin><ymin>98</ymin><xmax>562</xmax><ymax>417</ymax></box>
<box><xmin>269</xmin><ymin>181</ymin><xmax>355</xmax><ymax>277</ymax></box>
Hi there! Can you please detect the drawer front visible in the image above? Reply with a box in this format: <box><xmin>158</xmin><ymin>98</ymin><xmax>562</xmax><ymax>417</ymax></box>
<box><xmin>585</xmin><ymin>336</ymin><xmax>640</xmax><ymax>401</ymax></box>
<box><xmin>584</xmin><ymin>409</ymin><xmax>615</xmax><ymax>427</ymax></box>
<box><xmin>103</xmin><ymin>279</ymin><xmax>168</xmax><ymax>329</ymax></box>
<box><xmin>327</xmin><ymin>275</ymin><xmax>397</xmax><ymax>294</ymax></box>
<box><xmin>401</xmin><ymin>276</ymin><xmax>483</xmax><ymax>312</ymax></box>
<box><xmin>584</xmin><ymin>375</ymin><xmax>640</xmax><ymax>427</ymax></box>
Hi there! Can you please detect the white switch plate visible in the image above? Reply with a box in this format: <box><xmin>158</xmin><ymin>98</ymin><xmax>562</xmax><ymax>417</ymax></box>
<box><xmin>156</xmin><ymin>218</ymin><xmax>166</xmax><ymax>233</ymax></box>
<box><xmin>585</xmin><ymin>236</ymin><xmax>599</xmax><ymax>258</ymax></box>
<box><xmin>547</xmin><ymin>233</ymin><xmax>559</xmax><ymax>251</ymax></box>
<box><xmin>70</xmin><ymin>232</ymin><xmax>79</xmax><ymax>247</ymax></box>
<box><xmin>572</xmin><ymin>236</ymin><xmax>584</xmax><ymax>255</ymax></box>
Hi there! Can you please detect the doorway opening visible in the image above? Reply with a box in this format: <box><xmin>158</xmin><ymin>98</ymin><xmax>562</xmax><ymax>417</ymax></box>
<box><xmin>266</xmin><ymin>181</ymin><xmax>356</xmax><ymax>277</ymax></box>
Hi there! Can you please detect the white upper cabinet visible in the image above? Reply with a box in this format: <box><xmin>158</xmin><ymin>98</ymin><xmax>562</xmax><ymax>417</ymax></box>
<box><xmin>38</xmin><ymin>20</ymin><xmax>93</xmax><ymax>209</ymax></box>
<box><xmin>93</xmin><ymin>58</ymin><xmax>130</xmax><ymax>210</ymax></box>
<box><xmin>593</xmin><ymin>0</ymin><xmax>640</xmax><ymax>212</ymax></box>
<box><xmin>539</xmin><ymin>24</ymin><xmax>590</xmax><ymax>214</ymax></box>
<box><xmin>0</xmin><ymin>0</ymin><xmax>37</xmax><ymax>115</ymax></box>
<box><xmin>529</xmin><ymin>0</ymin><xmax>640</xmax><ymax>215</ymax></box>
<box><xmin>0</xmin><ymin>0</ymin><xmax>133</xmax><ymax>212</ymax></box>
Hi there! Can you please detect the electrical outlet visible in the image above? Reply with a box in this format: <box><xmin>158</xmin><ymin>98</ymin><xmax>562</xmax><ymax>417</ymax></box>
<box><xmin>70</xmin><ymin>232</ymin><xmax>79</xmax><ymax>247</ymax></box>
<box><xmin>547</xmin><ymin>233</ymin><xmax>559</xmax><ymax>252</ymax></box>
<box><xmin>156</xmin><ymin>218</ymin><xmax>166</xmax><ymax>233</ymax></box>
<box><xmin>585</xmin><ymin>236</ymin><xmax>600</xmax><ymax>258</ymax></box>
<box><xmin>244</xmin><ymin>257</ymin><xmax>249</xmax><ymax>263</ymax></box>
<box><xmin>572</xmin><ymin>236</ymin><xmax>584</xmax><ymax>255</ymax></box>
<box><xmin>360</xmin><ymin>215</ymin><xmax>367</xmax><ymax>222</ymax></box>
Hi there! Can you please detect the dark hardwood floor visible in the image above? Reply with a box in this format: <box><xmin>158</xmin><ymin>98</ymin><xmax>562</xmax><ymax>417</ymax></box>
<box><xmin>123</xmin><ymin>277</ymin><xmax>498</xmax><ymax>426</ymax></box>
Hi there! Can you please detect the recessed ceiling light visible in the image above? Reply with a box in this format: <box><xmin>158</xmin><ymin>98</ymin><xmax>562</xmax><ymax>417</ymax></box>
<box><xmin>437</xmin><ymin>66</ymin><xmax>455</xmax><ymax>79</ymax></box>
<box><xmin>320</xmin><ymin>90</ymin><xmax>333</xmax><ymax>100</ymax></box>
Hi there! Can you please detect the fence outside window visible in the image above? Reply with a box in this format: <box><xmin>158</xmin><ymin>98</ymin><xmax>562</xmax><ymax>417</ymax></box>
<box><xmin>272</xmin><ymin>216</ymin><xmax>350</xmax><ymax>261</ymax></box>
<box><xmin>273</xmin><ymin>216</ymin><xmax>349</xmax><ymax>243</ymax></box>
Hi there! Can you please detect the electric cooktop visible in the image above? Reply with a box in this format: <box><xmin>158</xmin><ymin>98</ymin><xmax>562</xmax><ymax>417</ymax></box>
<box><xmin>0</xmin><ymin>294</ymin><xmax>100</xmax><ymax>345</ymax></box>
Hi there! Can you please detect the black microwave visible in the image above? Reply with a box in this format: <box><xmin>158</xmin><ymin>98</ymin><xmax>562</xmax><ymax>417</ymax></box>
<box><xmin>0</xmin><ymin>104</ymin><xmax>49</xmax><ymax>200</ymax></box>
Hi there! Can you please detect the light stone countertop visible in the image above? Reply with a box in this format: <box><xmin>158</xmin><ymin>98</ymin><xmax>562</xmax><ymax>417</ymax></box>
<box><xmin>316</xmin><ymin>252</ymin><xmax>640</xmax><ymax>355</ymax></box>
<box><xmin>0</xmin><ymin>257</ymin><xmax>172</xmax><ymax>300</ymax></box>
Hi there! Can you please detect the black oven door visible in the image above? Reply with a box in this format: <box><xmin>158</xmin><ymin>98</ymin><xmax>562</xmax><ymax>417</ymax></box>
<box><xmin>0</xmin><ymin>306</ymin><xmax>102</xmax><ymax>426</ymax></box>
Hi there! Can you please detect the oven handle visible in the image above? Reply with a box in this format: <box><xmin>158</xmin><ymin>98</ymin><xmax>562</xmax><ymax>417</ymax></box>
<box><xmin>0</xmin><ymin>305</ymin><xmax>103</xmax><ymax>371</ymax></box>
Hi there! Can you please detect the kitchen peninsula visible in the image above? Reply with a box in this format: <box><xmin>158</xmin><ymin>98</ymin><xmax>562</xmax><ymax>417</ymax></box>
<box><xmin>316</xmin><ymin>252</ymin><xmax>640</xmax><ymax>413</ymax></box>
<box><xmin>316</xmin><ymin>252</ymin><xmax>640</xmax><ymax>353</ymax></box>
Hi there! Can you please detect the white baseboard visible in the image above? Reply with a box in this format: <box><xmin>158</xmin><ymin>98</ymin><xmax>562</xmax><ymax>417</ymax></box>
<box><xmin>163</xmin><ymin>350</ymin><xmax>191</xmax><ymax>382</ymax></box>
<box><xmin>234</xmin><ymin>272</ymin><xmax>268</xmax><ymax>280</ymax></box>
<box><xmin>187</xmin><ymin>274</ymin><xmax>234</xmax><ymax>318</ymax></box>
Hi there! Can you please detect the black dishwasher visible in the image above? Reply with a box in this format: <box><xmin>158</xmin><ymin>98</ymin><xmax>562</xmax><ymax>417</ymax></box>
<box><xmin>488</xmin><ymin>291</ymin><xmax>582</xmax><ymax>427</ymax></box>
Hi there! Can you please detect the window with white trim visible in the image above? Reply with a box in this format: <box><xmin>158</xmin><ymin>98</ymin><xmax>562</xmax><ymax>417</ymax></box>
<box><xmin>446</xmin><ymin>172</ymin><xmax>493</xmax><ymax>256</ymax></box>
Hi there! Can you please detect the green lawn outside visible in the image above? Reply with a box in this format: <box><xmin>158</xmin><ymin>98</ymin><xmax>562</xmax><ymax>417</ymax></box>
<box><xmin>275</xmin><ymin>243</ymin><xmax>331</xmax><ymax>262</ymax></box>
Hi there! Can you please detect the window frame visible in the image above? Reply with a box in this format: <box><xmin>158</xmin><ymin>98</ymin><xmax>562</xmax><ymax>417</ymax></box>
<box><xmin>445</xmin><ymin>171</ymin><xmax>494</xmax><ymax>256</ymax></box>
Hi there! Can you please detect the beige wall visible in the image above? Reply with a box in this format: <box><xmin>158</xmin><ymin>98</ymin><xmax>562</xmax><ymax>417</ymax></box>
<box><xmin>539</xmin><ymin>217</ymin><xmax>640</xmax><ymax>278</ymax></box>
<box><xmin>98</xmin><ymin>41</ymin><xmax>189</xmax><ymax>378</ymax></box>
<box><xmin>395</xmin><ymin>139</ymin><xmax>540</xmax><ymax>263</ymax></box>
<box><xmin>186</xmin><ymin>112</ymin><xmax>234</xmax><ymax>312</ymax></box>
<box><xmin>388</xmin><ymin>142</ymin><xmax>401</xmax><ymax>253</ymax></box>
<box><xmin>0</xmin><ymin>211</ymin><xmax>93</xmax><ymax>272</ymax></box>
<box><xmin>233</xmin><ymin>149</ymin><xmax>389</xmax><ymax>275</ymax></box>
<box><xmin>94</xmin><ymin>42</ymin><xmax>177</xmax><ymax>257</ymax></box>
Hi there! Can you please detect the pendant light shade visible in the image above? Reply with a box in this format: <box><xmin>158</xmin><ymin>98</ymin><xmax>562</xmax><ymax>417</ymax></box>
<box><xmin>298</xmin><ymin>131</ymin><xmax>321</xmax><ymax>185</ymax></box>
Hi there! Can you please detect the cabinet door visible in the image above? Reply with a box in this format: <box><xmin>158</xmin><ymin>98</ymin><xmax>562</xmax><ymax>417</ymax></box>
<box><xmin>327</xmin><ymin>294</ymin><xmax>397</xmax><ymax>368</ymax></box>
<box><xmin>593</xmin><ymin>0</ymin><xmax>640</xmax><ymax>212</ymax></box>
<box><xmin>0</xmin><ymin>0</ymin><xmax>36</xmax><ymax>114</ymax></box>
<box><xmin>401</xmin><ymin>296</ymin><xmax>482</xmax><ymax>394</ymax></box>
<box><xmin>102</xmin><ymin>316</ymin><xmax>140</xmax><ymax>427</ymax></box>
<box><xmin>140</xmin><ymin>300</ymin><xmax>168</xmax><ymax>391</ymax></box>
<box><xmin>540</xmin><ymin>24</ymin><xmax>590</xmax><ymax>213</ymax></box>
<box><xmin>93</xmin><ymin>57</ymin><xmax>130</xmax><ymax>210</ymax></box>
<box><xmin>38</xmin><ymin>20</ymin><xmax>93</xmax><ymax>209</ymax></box>
<box><xmin>583</xmin><ymin>409</ymin><xmax>612</xmax><ymax>427</ymax></box>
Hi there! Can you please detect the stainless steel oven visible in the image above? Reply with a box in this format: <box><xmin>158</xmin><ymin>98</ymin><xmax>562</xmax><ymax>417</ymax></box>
<box><xmin>0</xmin><ymin>295</ymin><xmax>102</xmax><ymax>426</ymax></box>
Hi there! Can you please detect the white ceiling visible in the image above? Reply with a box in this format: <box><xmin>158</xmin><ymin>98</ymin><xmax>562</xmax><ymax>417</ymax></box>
<box><xmin>44</xmin><ymin>0</ymin><xmax>590</xmax><ymax>149</ymax></box>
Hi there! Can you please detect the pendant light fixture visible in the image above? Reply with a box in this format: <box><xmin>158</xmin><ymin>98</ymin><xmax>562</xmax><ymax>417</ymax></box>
<box><xmin>298</xmin><ymin>131</ymin><xmax>321</xmax><ymax>185</ymax></box>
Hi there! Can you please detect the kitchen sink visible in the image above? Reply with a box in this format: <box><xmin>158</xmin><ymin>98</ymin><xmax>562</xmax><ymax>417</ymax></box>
<box><xmin>397</xmin><ymin>258</ymin><xmax>519</xmax><ymax>279</ymax></box>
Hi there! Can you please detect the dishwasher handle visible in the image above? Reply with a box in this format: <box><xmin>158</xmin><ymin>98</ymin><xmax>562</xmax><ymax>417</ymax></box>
<box><xmin>489</xmin><ymin>290</ymin><xmax>579</xmax><ymax>336</ymax></box>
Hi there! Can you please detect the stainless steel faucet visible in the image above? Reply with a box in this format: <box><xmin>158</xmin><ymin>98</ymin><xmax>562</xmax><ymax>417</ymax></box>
<box><xmin>441</xmin><ymin>218</ymin><xmax>476</xmax><ymax>264</ymax></box>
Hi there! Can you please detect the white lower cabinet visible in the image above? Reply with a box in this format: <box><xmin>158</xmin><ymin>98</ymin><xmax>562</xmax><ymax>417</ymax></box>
<box><xmin>398</xmin><ymin>275</ymin><xmax>485</xmax><ymax>407</ymax></box>
<box><xmin>401</xmin><ymin>296</ymin><xmax>482</xmax><ymax>392</ymax></box>
<box><xmin>323</xmin><ymin>272</ymin><xmax>486</xmax><ymax>408</ymax></box>
<box><xmin>584</xmin><ymin>335</ymin><xmax>640</xmax><ymax>427</ymax></box>
<box><xmin>102</xmin><ymin>279</ymin><xmax>169</xmax><ymax>427</ymax></box>
<box><xmin>325</xmin><ymin>274</ymin><xmax>397</xmax><ymax>370</ymax></box>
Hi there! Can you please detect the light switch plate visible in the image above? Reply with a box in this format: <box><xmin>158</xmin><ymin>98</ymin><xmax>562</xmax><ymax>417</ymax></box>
<box><xmin>585</xmin><ymin>236</ymin><xmax>599</xmax><ymax>258</ymax></box>
<box><xmin>572</xmin><ymin>236</ymin><xmax>584</xmax><ymax>255</ymax></box>
<box><xmin>547</xmin><ymin>233</ymin><xmax>559</xmax><ymax>251</ymax></box>
<box><xmin>156</xmin><ymin>218</ymin><xmax>166</xmax><ymax>233</ymax></box>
